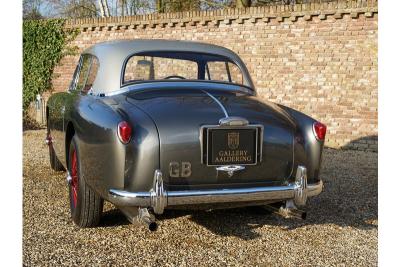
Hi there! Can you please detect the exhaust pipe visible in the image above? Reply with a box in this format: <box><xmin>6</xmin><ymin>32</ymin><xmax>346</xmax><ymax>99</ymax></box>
<box><xmin>264</xmin><ymin>200</ymin><xmax>307</xmax><ymax>220</ymax></box>
<box><xmin>118</xmin><ymin>207</ymin><xmax>158</xmax><ymax>231</ymax></box>
<box><xmin>137</xmin><ymin>208</ymin><xmax>158</xmax><ymax>231</ymax></box>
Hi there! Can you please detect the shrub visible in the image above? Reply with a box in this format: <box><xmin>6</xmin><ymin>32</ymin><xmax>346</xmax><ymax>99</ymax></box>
<box><xmin>23</xmin><ymin>19</ymin><xmax>78</xmax><ymax>112</ymax></box>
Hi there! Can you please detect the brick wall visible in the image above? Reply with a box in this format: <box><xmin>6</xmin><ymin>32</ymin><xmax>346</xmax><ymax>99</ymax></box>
<box><xmin>51</xmin><ymin>0</ymin><xmax>378</xmax><ymax>151</ymax></box>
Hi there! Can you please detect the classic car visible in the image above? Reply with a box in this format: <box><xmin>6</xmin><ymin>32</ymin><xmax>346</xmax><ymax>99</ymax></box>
<box><xmin>46</xmin><ymin>39</ymin><xmax>325</xmax><ymax>231</ymax></box>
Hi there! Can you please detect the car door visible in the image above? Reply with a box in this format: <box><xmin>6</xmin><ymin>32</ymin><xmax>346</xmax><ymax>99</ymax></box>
<box><xmin>50</xmin><ymin>54</ymin><xmax>97</xmax><ymax>164</ymax></box>
<box><xmin>48</xmin><ymin>56</ymin><xmax>82</xmax><ymax>164</ymax></box>
<box><xmin>58</xmin><ymin>54</ymin><xmax>96</xmax><ymax>164</ymax></box>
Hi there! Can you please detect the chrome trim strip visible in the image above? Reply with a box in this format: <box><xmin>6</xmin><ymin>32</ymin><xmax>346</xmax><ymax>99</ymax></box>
<box><xmin>307</xmin><ymin>180</ymin><xmax>324</xmax><ymax>197</ymax></box>
<box><xmin>108</xmin><ymin>167</ymin><xmax>323</xmax><ymax>213</ymax></box>
<box><xmin>109</xmin><ymin>190</ymin><xmax>151</xmax><ymax>206</ymax></box>
<box><xmin>102</xmin><ymin>81</ymin><xmax>254</xmax><ymax>97</ymax></box>
<box><xmin>166</xmin><ymin>185</ymin><xmax>295</xmax><ymax>206</ymax></box>
<box><xmin>202</xmin><ymin>90</ymin><xmax>229</xmax><ymax>118</ymax></box>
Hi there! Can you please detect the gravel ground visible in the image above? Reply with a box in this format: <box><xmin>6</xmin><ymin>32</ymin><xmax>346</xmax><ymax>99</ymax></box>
<box><xmin>23</xmin><ymin>129</ymin><xmax>377</xmax><ymax>266</ymax></box>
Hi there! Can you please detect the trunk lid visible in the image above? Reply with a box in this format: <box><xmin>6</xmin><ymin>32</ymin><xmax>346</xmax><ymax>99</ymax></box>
<box><xmin>125</xmin><ymin>87</ymin><xmax>295</xmax><ymax>189</ymax></box>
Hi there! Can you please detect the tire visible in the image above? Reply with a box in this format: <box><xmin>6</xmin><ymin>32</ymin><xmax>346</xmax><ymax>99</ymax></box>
<box><xmin>48</xmin><ymin>133</ymin><xmax>64</xmax><ymax>171</ymax></box>
<box><xmin>68</xmin><ymin>136</ymin><xmax>103</xmax><ymax>227</ymax></box>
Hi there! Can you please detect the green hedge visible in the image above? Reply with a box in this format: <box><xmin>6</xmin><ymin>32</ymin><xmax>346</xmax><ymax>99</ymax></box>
<box><xmin>23</xmin><ymin>19</ymin><xmax>78</xmax><ymax>112</ymax></box>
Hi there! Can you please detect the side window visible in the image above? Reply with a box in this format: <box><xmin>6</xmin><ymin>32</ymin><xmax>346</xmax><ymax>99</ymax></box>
<box><xmin>69</xmin><ymin>57</ymin><xmax>82</xmax><ymax>91</ymax></box>
<box><xmin>76</xmin><ymin>55</ymin><xmax>91</xmax><ymax>92</ymax></box>
<box><xmin>82</xmin><ymin>56</ymin><xmax>99</xmax><ymax>95</ymax></box>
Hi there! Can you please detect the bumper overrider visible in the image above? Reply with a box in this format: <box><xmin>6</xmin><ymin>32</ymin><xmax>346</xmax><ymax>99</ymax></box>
<box><xmin>108</xmin><ymin>166</ymin><xmax>323</xmax><ymax>214</ymax></box>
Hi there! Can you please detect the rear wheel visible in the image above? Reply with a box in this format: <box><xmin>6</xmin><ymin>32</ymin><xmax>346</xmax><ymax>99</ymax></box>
<box><xmin>68</xmin><ymin>136</ymin><xmax>103</xmax><ymax>227</ymax></box>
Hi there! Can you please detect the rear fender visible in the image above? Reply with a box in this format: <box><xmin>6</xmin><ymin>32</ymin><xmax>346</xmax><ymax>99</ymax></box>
<box><xmin>278</xmin><ymin>105</ymin><xmax>324</xmax><ymax>183</ymax></box>
<box><xmin>70</xmin><ymin>96</ymin><xmax>160</xmax><ymax>201</ymax></box>
<box><xmin>68</xmin><ymin>96</ymin><xmax>127</xmax><ymax>200</ymax></box>
<box><xmin>117</xmin><ymin>100</ymin><xmax>160</xmax><ymax>193</ymax></box>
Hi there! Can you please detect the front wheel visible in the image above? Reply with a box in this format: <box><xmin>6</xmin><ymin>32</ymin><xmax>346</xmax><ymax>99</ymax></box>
<box><xmin>68</xmin><ymin>136</ymin><xmax>103</xmax><ymax>227</ymax></box>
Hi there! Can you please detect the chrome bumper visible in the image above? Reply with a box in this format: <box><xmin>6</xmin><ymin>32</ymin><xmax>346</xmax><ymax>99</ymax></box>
<box><xmin>108</xmin><ymin>166</ymin><xmax>323</xmax><ymax>214</ymax></box>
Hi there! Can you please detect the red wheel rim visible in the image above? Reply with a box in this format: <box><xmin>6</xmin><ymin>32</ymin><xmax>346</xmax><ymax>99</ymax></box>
<box><xmin>70</xmin><ymin>150</ymin><xmax>79</xmax><ymax>207</ymax></box>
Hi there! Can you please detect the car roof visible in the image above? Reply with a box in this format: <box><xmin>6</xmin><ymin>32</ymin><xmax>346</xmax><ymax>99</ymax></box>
<box><xmin>81</xmin><ymin>39</ymin><xmax>254</xmax><ymax>94</ymax></box>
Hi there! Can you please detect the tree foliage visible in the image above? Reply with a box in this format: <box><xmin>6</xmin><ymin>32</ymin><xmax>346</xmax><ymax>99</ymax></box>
<box><xmin>24</xmin><ymin>0</ymin><xmax>329</xmax><ymax>19</ymax></box>
<box><xmin>47</xmin><ymin>0</ymin><xmax>99</xmax><ymax>18</ymax></box>
<box><xmin>157</xmin><ymin>0</ymin><xmax>200</xmax><ymax>13</ymax></box>
<box><xmin>45</xmin><ymin>0</ymin><xmax>156</xmax><ymax>17</ymax></box>
<box><xmin>23</xmin><ymin>19</ymin><xmax>78</xmax><ymax>111</ymax></box>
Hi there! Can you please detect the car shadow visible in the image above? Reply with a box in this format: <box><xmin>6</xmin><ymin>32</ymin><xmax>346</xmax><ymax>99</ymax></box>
<box><xmin>98</xmin><ymin>137</ymin><xmax>378</xmax><ymax>240</ymax></box>
<box><xmin>160</xmin><ymin>207</ymin><xmax>276</xmax><ymax>240</ymax></box>
<box><xmin>99</xmin><ymin>208</ymin><xmax>131</xmax><ymax>227</ymax></box>
<box><xmin>157</xmin><ymin>139</ymin><xmax>378</xmax><ymax>240</ymax></box>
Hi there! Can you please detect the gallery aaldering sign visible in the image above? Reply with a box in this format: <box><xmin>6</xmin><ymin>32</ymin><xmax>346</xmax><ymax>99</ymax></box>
<box><xmin>207</xmin><ymin>128</ymin><xmax>258</xmax><ymax>166</ymax></box>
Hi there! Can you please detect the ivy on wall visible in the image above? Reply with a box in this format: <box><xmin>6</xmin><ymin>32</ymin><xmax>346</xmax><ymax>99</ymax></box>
<box><xmin>23</xmin><ymin>19</ymin><xmax>78</xmax><ymax>112</ymax></box>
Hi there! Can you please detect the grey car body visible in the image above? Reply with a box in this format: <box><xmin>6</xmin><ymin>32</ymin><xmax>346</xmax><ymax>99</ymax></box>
<box><xmin>46</xmin><ymin>39</ymin><xmax>324</xmax><ymax>229</ymax></box>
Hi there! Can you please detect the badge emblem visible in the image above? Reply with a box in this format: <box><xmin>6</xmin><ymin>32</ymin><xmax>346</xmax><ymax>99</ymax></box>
<box><xmin>169</xmin><ymin>162</ymin><xmax>192</xmax><ymax>178</ymax></box>
<box><xmin>227</xmin><ymin>132</ymin><xmax>240</xmax><ymax>150</ymax></box>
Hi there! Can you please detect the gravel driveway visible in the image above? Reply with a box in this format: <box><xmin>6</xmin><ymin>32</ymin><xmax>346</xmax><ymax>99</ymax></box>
<box><xmin>23</xmin><ymin>129</ymin><xmax>378</xmax><ymax>266</ymax></box>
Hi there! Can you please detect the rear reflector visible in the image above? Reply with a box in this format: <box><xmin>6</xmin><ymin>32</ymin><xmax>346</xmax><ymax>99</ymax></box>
<box><xmin>313</xmin><ymin>122</ymin><xmax>327</xmax><ymax>141</ymax></box>
<box><xmin>117</xmin><ymin>121</ymin><xmax>132</xmax><ymax>144</ymax></box>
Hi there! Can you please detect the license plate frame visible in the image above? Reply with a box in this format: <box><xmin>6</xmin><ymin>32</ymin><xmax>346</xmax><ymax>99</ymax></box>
<box><xmin>203</xmin><ymin>125</ymin><xmax>261</xmax><ymax>166</ymax></box>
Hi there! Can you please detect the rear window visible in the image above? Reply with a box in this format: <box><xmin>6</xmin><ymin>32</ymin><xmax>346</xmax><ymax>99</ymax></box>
<box><xmin>124</xmin><ymin>56</ymin><xmax>198</xmax><ymax>82</ymax></box>
<box><xmin>123</xmin><ymin>51</ymin><xmax>244</xmax><ymax>87</ymax></box>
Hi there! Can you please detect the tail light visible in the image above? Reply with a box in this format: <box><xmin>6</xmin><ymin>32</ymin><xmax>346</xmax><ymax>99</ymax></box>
<box><xmin>117</xmin><ymin>121</ymin><xmax>132</xmax><ymax>144</ymax></box>
<box><xmin>313</xmin><ymin>122</ymin><xmax>327</xmax><ymax>141</ymax></box>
